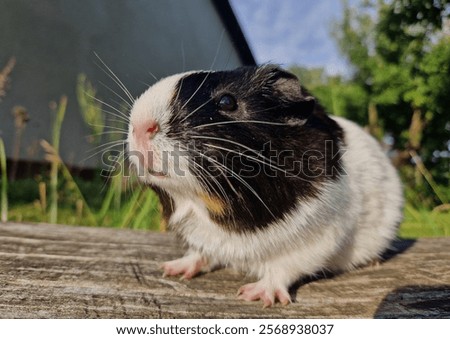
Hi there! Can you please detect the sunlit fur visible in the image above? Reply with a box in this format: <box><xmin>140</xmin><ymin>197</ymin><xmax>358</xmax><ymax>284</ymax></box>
<box><xmin>127</xmin><ymin>72</ymin><xmax>202</xmax><ymax>193</ymax></box>
<box><xmin>127</xmin><ymin>66</ymin><xmax>403</xmax><ymax>306</ymax></box>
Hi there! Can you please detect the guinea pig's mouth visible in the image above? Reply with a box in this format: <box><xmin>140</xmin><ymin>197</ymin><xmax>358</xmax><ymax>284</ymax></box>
<box><xmin>147</xmin><ymin>168</ymin><xmax>168</xmax><ymax>178</ymax></box>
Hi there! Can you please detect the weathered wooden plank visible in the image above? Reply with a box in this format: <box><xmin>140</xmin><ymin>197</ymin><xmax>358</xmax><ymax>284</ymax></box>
<box><xmin>0</xmin><ymin>222</ymin><xmax>449</xmax><ymax>318</ymax></box>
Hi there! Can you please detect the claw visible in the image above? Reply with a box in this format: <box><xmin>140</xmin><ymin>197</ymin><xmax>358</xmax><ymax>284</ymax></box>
<box><xmin>237</xmin><ymin>281</ymin><xmax>291</xmax><ymax>307</ymax></box>
<box><xmin>161</xmin><ymin>254</ymin><xmax>206</xmax><ymax>280</ymax></box>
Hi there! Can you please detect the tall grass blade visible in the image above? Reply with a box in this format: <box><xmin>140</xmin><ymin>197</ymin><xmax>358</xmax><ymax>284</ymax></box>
<box><xmin>77</xmin><ymin>73</ymin><xmax>105</xmax><ymax>145</ymax></box>
<box><xmin>41</xmin><ymin>139</ymin><xmax>98</xmax><ymax>226</ymax></box>
<box><xmin>131</xmin><ymin>189</ymin><xmax>160</xmax><ymax>230</ymax></box>
<box><xmin>0</xmin><ymin>138</ymin><xmax>8</xmax><ymax>222</ymax></box>
<box><xmin>49</xmin><ymin>96</ymin><xmax>68</xmax><ymax>224</ymax></box>
<box><xmin>410</xmin><ymin>150</ymin><xmax>448</xmax><ymax>205</ymax></box>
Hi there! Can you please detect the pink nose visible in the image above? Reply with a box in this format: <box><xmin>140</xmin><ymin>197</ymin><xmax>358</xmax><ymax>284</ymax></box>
<box><xmin>133</xmin><ymin>120</ymin><xmax>160</xmax><ymax>141</ymax></box>
<box><xmin>146</xmin><ymin>120</ymin><xmax>159</xmax><ymax>138</ymax></box>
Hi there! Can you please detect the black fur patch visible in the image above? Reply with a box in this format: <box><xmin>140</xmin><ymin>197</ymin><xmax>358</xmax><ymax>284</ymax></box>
<box><xmin>150</xmin><ymin>185</ymin><xmax>174</xmax><ymax>224</ymax></box>
<box><xmin>163</xmin><ymin>65</ymin><xmax>344</xmax><ymax>233</ymax></box>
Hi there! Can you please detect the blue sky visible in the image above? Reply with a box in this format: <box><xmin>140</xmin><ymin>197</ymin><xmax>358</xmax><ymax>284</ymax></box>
<box><xmin>229</xmin><ymin>0</ymin><xmax>354</xmax><ymax>75</ymax></box>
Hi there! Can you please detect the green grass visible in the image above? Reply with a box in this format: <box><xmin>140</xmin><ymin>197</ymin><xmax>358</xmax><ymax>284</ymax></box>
<box><xmin>8</xmin><ymin>198</ymin><xmax>161</xmax><ymax>230</ymax></box>
<box><xmin>6</xmin><ymin>176</ymin><xmax>450</xmax><ymax>238</ymax></box>
<box><xmin>398</xmin><ymin>204</ymin><xmax>450</xmax><ymax>238</ymax></box>
<box><xmin>7</xmin><ymin>175</ymin><xmax>161</xmax><ymax>230</ymax></box>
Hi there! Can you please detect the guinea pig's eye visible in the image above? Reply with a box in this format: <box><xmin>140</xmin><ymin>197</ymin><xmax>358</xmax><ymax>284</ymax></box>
<box><xmin>217</xmin><ymin>94</ymin><xmax>237</xmax><ymax>111</ymax></box>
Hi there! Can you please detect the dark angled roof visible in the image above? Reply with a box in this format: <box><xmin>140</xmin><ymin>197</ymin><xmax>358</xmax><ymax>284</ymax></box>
<box><xmin>212</xmin><ymin>0</ymin><xmax>256</xmax><ymax>66</ymax></box>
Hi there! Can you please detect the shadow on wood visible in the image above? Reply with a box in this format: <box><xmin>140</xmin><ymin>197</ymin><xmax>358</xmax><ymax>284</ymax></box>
<box><xmin>287</xmin><ymin>238</ymin><xmax>416</xmax><ymax>302</ymax></box>
<box><xmin>375</xmin><ymin>285</ymin><xmax>450</xmax><ymax>318</ymax></box>
<box><xmin>381</xmin><ymin>238</ymin><xmax>416</xmax><ymax>261</ymax></box>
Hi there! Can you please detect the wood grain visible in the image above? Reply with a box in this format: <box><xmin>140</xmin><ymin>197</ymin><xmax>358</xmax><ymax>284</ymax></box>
<box><xmin>0</xmin><ymin>222</ymin><xmax>449</xmax><ymax>318</ymax></box>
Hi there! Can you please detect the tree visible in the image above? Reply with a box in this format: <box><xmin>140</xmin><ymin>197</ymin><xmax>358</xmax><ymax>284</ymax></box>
<box><xmin>332</xmin><ymin>0</ymin><xmax>450</xmax><ymax>207</ymax></box>
<box><xmin>289</xmin><ymin>66</ymin><xmax>369</xmax><ymax>124</ymax></box>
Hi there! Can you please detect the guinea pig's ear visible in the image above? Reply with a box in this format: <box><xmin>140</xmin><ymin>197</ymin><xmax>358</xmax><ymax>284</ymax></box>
<box><xmin>260</xmin><ymin>65</ymin><xmax>316</xmax><ymax>120</ymax></box>
<box><xmin>262</xmin><ymin>65</ymin><xmax>305</xmax><ymax>101</ymax></box>
<box><xmin>294</xmin><ymin>95</ymin><xmax>316</xmax><ymax>118</ymax></box>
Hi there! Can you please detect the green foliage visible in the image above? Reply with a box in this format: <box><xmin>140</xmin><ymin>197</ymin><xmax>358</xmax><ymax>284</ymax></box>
<box><xmin>288</xmin><ymin>66</ymin><xmax>328</xmax><ymax>88</ymax></box>
<box><xmin>288</xmin><ymin>67</ymin><xmax>370</xmax><ymax>123</ymax></box>
<box><xmin>419</xmin><ymin>38</ymin><xmax>450</xmax><ymax>160</ymax></box>
<box><xmin>326</xmin><ymin>0</ymin><xmax>450</xmax><ymax>209</ymax></box>
<box><xmin>292</xmin><ymin>0</ymin><xmax>450</xmax><ymax>213</ymax></box>
<box><xmin>399</xmin><ymin>204</ymin><xmax>450</xmax><ymax>238</ymax></box>
<box><xmin>7</xmin><ymin>178</ymin><xmax>40</xmax><ymax>203</ymax></box>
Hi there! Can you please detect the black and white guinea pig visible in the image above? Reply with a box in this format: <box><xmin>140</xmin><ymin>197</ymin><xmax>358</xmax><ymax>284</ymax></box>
<box><xmin>127</xmin><ymin>65</ymin><xmax>403</xmax><ymax>307</ymax></box>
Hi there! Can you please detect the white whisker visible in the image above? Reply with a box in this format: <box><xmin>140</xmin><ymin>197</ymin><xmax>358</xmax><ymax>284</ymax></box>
<box><xmin>94</xmin><ymin>52</ymin><xmax>135</xmax><ymax>104</ymax></box>
<box><xmin>173</xmin><ymin>76</ymin><xmax>187</xmax><ymax>121</ymax></box>
<box><xmin>210</xmin><ymin>29</ymin><xmax>225</xmax><ymax>70</ymax></box>
<box><xmin>178</xmin><ymin>144</ymin><xmax>241</xmax><ymax>201</ymax></box>
<box><xmin>201</xmin><ymin>140</ymin><xmax>299</xmax><ymax>179</ymax></box>
<box><xmin>193</xmin><ymin>120</ymin><xmax>288</xmax><ymax>129</ymax></box>
<box><xmin>192</xmin><ymin>135</ymin><xmax>260</xmax><ymax>154</ymax></box>
<box><xmin>98</xmin><ymin>81</ymin><xmax>133</xmax><ymax>110</ymax></box>
<box><xmin>86</xmin><ymin>92</ymin><xmax>130</xmax><ymax>121</ymax></box>
<box><xmin>189</xmin><ymin>156</ymin><xmax>230</xmax><ymax>199</ymax></box>
<box><xmin>180</xmin><ymin>72</ymin><xmax>211</xmax><ymax>111</ymax></box>
<box><xmin>90</xmin><ymin>130</ymin><xmax>128</xmax><ymax>137</ymax></box>
<box><xmin>186</xmin><ymin>145</ymin><xmax>274</xmax><ymax>218</ymax></box>
<box><xmin>190</xmin><ymin>160</ymin><xmax>230</xmax><ymax>206</ymax></box>
<box><xmin>89</xmin><ymin>139</ymin><xmax>126</xmax><ymax>153</ymax></box>
<box><xmin>180</xmin><ymin>41</ymin><xmax>186</xmax><ymax>72</ymax></box>
<box><xmin>180</xmin><ymin>98</ymin><xmax>214</xmax><ymax>123</ymax></box>
<box><xmin>103</xmin><ymin>118</ymin><xmax>129</xmax><ymax>129</ymax></box>
<box><xmin>101</xmin><ymin>109</ymin><xmax>129</xmax><ymax>124</ymax></box>
<box><xmin>82</xmin><ymin>141</ymin><xmax>125</xmax><ymax>163</ymax></box>
<box><xmin>88</xmin><ymin>123</ymin><xmax>127</xmax><ymax>133</ymax></box>
<box><xmin>100</xmin><ymin>104</ymin><xmax>129</xmax><ymax>122</ymax></box>
<box><xmin>147</xmin><ymin>71</ymin><xmax>158</xmax><ymax>82</ymax></box>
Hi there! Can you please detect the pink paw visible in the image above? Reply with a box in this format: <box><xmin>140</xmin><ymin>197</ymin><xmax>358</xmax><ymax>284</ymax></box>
<box><xmin>237</xmin><ymin>281</ymin><xmax>291</xmax><ymax>308</ymax></box>
<box><xmin>161</xmin><ymin>255</ymin><xmax>207</xmax><ymax>280</ymax></box>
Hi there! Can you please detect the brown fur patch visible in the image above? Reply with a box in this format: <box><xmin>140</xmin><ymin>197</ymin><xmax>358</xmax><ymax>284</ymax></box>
<box><xmin>199</xmin><ymin>193</ymin><xmax>226</xmax><ymax>216</ymax></box>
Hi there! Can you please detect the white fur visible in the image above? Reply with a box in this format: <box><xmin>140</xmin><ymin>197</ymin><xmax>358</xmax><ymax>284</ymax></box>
<box><xmin>167</xmin><ymin>116</ymin><xmax>403</xmax><ymax>278</ymax></box>
<box><xmin>128</xmin><ymin>71</ymin><xmax>202</xmax><ymax>193</ymax></box>
<box><xmin>128</xmin><ymin>73</ymin><xmax>404</xmax><ymax>304</ymax></box>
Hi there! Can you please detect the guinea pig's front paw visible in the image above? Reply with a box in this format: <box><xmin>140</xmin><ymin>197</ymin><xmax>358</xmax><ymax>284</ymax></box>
<box><xmin>237</xmin><ymin>281</ymin><xmax>291</xmax><ymax>308</ymax></box>
<box><xmin>161</xmin><ymin>253</ymin><xmax>207</xmax><ymax>280</ymax></box>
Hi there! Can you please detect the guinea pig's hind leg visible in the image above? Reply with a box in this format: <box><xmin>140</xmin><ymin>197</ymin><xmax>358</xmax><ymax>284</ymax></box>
<box><xmin>161</xmin><ymin>250</ymin><xmax>208</xmax><ymax>280</ymax></box>
<box><xmin>236</xmin><ymin>250</ymin><xmax>320</xmax><ymax>307</ymax></box>
<box><xmin>237</xmin><ymin>280</ymin><xmax>291</xmax><ymax>308</ymax></box>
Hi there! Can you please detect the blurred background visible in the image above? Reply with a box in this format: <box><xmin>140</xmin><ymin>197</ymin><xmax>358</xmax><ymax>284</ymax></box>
<box><xmin>0</xmin><ymin>0</ymin><xmax>449</xmax><ymax>237</ymax></box>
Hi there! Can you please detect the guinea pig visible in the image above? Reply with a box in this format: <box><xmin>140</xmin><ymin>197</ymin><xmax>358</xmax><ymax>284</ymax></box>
<box><xmin>126</xmin><ymin>65</ymin><xmax>403</xmax><ymax>307</ymax></box>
